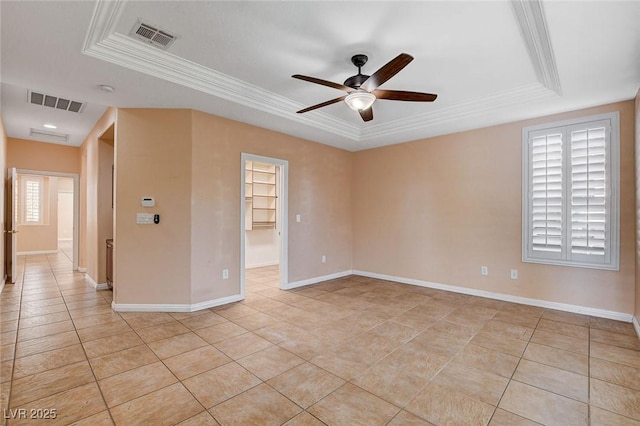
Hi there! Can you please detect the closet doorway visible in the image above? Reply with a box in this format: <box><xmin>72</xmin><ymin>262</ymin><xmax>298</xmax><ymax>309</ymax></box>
<box><xmin>240</xmin><ymin>154</ymin><xmax>288</xmax><ymax>296</ymax></box>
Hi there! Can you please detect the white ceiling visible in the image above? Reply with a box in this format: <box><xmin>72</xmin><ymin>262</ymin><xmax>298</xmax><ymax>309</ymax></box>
<box><xmin>1</xmin><ymin>1</ymin><xmax>638</xmax><ymax>151</ymax></box>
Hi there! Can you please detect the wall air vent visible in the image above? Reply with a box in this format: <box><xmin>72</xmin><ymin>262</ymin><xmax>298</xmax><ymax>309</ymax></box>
<box><xmin>27</xmin><ymin>91</ymin><xmax>84</xmax><ymax>113</ymax></box>
<box><xmin>29</xmin><ymin>128</ymin><xmax>70</xmax><ymax>143</ymax></box>
<box><xmin>129</xmin><ymin>20</ymin><xmax>177</xmax><ymax>50</ymax></box>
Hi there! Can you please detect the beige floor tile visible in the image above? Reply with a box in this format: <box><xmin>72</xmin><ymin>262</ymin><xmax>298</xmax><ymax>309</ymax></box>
<box><xmin>179</xmin><ymin>311</ymin><xmax>227</xmax><ymax>330</ymax></box>
<box><xmin>89</xmin><ymin>344</ymin><xmax>158</xmax><ymax>380</ymax></box>
<box><xmin>387</xmin><ymin>410</ymin><xmax>436</xmax><ymax>425</ymax></box>
<box><xmin>195</xmin><ymin>321</ymin><xmax>249</xmax><ymax>344</ymax></box>
<box><xmin>309</xmin><ymin>346</ymin><xmax>374</xmax><ymax>381</ymax></box>
<box><xmin>176</xmin><ymin>411</ymin><xmax>220</xmax><ymax>426</ymax></box>
<box><xmin>267</xmin><ymin>362</ymin><xmax>345</xmax><ymax>408</ymax></box>
<box><xmin>75</xmin><ymin>320</ymin><xmax>131</xmax><ymax>343</ymax></box>
<box><xmin>72</xmin><ymin>312</ymin><xmax>122</xmax><ymax>330</ymax></box>
<box><xmin>135</xmin><ymin>320</ymin><xmax>191</xmax><ymax>343</ymax></box>
<box><xmin>230</xmin><ymin>312</ymin><xmax>279</xmax><ymax>331</ymax></box>
<box><xmin>68</xmin><ymin>305</ymin><xmax>114</xmax><ymax>319</ymax></box>
<box><xmin>8</xmin><ymin>382</ymin><xmax>107</xmax><ymax>426</ymax></box>
<box><xmin>411</xmin><ymin>330</ymin><xmax>467</xmax><ymax>358</ymax></box>
<box><xmin>16</xmin><ymin>320</ymin><xmax>75</xmax><ymax>342</ymax></box>
<box><xmin>354</xmin><ymin>358</ymin><xmax>431</xmax><ymax>407</ymax></box>
<box><xmin>282</xmin><ymin>411</ymin><xmax>325</xmax><ymax>426</ymax></box>
<box><xmin>213</xmin><ymin>332</ymin><xmax>273</xmax><ymax>359</ymax></box>
<box><xmin>512</xmin><ymin>359</ymin><xmax>588</xmax><ymax>402</ymax></box>
<box><xmin>110</xmin><ymin>383</ymin><xmax>203</xmax><ymax>425</ymax></box>
<box><xmin>537</xmin><ymin>318</ymin><xmax>589</xmax><ymax>340</ymax></box>
<box><xmin>118</xmin><ymin>312</ymin><xmax>175</xmax><ymax>329</ymax></box>
<box><xmin>498</xmin><ymin>380</ymin><xmax>588</xmax><ymax>425</ymax></box>
<box><xmin>590</xmin><ymin>317</ymin><xmax>638</xmax><ymax>336</ymax></box>
<box><xmin>589</xmin><ymin>407</ymin><xmax>640</xmax><ymax>425</ymax></box>
<box><xmin>522</xmin><ymin>342</ymin><xmax>588</xmax><ymax>376</ymax></box>
<box><xmin>454</xmin><ymin>344</ymin><xmax>519</xmax><ymax>378</ymax></box>
<box><xmin>480</xmin><ymin>319</ymin><xmax>534</xmax><ymax>341</ymax></box>
<box><xmin>98</xmin><ymin>361</ymin><xmax>177</xmax><ymax>407</ymax></box>
<box><xmin>10</xmin><ymin>361</ymin><xmax>95</xmax><ymax>407</ymax></box>
<box><xmin>210</xmin><ymin>383</ymin><xmax>301</xmax><ymax>425</ymax></box>
<box><xmin>591</xmin><ymin>328</ymin><xmax>640</xmax><ymax>351</ymax></box>
<box><xmin>542</xmin><ymin>310</ymin><xmax>590</xmax><ymax>327</ymax></box>
<box><xmin>67</xmin><ymin>410</ymin><xmax>114</xmax><ymax>426</ymax></box>
<box><xmin>237</xmin><ymin>345</ymin><xmax>304</xmax><ymax>381</ymax></box>
<box><xmin>406</xmin><ymin>382</ymin><xmax>495</xmax><ymax>426</ymax></box>
<box><xmin>15</xmin><ymin>330</ymin><xmax>79</xmax><ymax>358</ymax></box>
<box><xmin>13</xmin><ymin>344</ymin><xmax>86</xmax><ymax>379</ymax></box>
<box><xmin>591</xmin><ymin>357</ymin><xmax>640</xmax><ymax>391</ymax></box>
<box><xmin>492</xmin><ymin>311</ymin><xmax>540</xmax><ymax>329</ymax></box>
<box><xmin>182</xmin><ymin>362</ymin><xmax>261</xmax><ymax>408</ymax></box>
<box><xmin>530</xmin><ymin>329</ymin><xmax>589</xmax><ymax>355</ymax></box>
<box><xmin>164</xmin><ymin>345</ymin><xmax>231</xmax><ymax>380</ymax></box>
<box><xmin>469</xmin><ymin>330</ymin><xmax>528</xmax><ymax>357</ymax></box>
<box><xmin>213</xmin><ymin>304</ymin><xmax>260</xmax><ymax>320</ymax></box>
<box><xmin>590</xmin><ymin>378</ymin><xmax>640</xmax><ymax>420</ymax></box>
<box><xmin>308</xmin><ymin>383</ymin><xmax>399</xmax><ymax>426</ymax></box>
<box><xmin>591</xmin><ymin>342</ymin><xmax>640</xmax><ymax>369</ymax></box>
<box><xmin>147</xmin><ymin>332</ymin><xmax>208</xmax><ymax>359</ymax></box>
<box><xmin>489</xmin><ymin>409</ymin><xmax>542</xmax><ymax>425</ymax></box>
<box><xmin>432</xmin><ymin>359</ymin><xmax>509</xmax><ymax>406</ymax></box>
<box><xmin>83</xmin><ymin>331</ymin><xmax>144</xmax><ymax>358</ymax></box>
<box><xmin>18</xmin><ymin>311</ymin><xmax>70</xmax><ymax>329</ymax></box>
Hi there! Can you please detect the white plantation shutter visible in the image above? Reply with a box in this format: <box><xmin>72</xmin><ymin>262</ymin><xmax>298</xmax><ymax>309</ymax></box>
<box><xmin>530</xmin><ymin>131</ymin><xmax>563</xmax><ymax>256</ymax></box>
<box><xmin>25</xmin><ymin>179</ymin><xmax>41</xmax><ymax>223</ymax></box>
<box><xmin>522</xmin><ymin>112</ymin><xmax>619</xmax><ymax>270</ymax></box>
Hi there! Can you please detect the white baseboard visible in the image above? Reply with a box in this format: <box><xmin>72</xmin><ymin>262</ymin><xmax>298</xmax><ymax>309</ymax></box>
<box><xmin>78</xmin><ymin>267</ymin><xmax>87</xmax><ymax>273</ymax></box>
<box><xmin>0</xmin><ymin>277</ymin><xmax>5</xmax><ymax>295</ymax></box>
<box><xmin>633</xmin><ymin>316</ymin><xmax>640</xmax><ymax>340</ymax></box>
<box><xmin>84</xmin><ymin>274</ymin><xmax>110</xmax><ymax>291</ymax></box>
<box><xmin>353</xmin><ymin>270</ymin><xmax>633</xmax><ymax>323</ymax></box>
<box><xmin>58</xmin><ymin>238</ymin><xmax>73</xmax><ymax>242</ymax></box>
<box><xmin>283</xmin><ymin>270</ymin><xmax>353</xmax><ymax>290</ymax></box>
<box><xmin>16</xmin><ymin>249</ymin><xmax>58</xmax><ymax>255</ymax></box>
<box><xmin>246</xmin><ymin>261</ymin><xmax>279</xmax><ymax>269</ymax></box>
<box><xmin>112</xmin><ymin>293</ymin><xmax>245</xmax><ymax>313</ymax></box>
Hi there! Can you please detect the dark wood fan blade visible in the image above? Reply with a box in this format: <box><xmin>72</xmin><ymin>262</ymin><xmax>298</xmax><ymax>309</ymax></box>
<box><xmin>359</xmin><ymin>107</ymin><xmax>373</xmax><ymax>122</ymax></box>
<box><xmin>292</xmin><ymin>75</ymin><xmax>354</xmax><ymax>92</ymax></box>
<box><xmin>360</xmin><ymin>53</ymin><xmax>413</xmax><ymax>92</ymax></box>
<box><xmin>296</xmin><ymin>96</ymin><xmax>346</xmax><ymax>114</ymax></box>
<box><xmin>372</xmin><ymin>90</ymin><xmax>437</xmax><ymax>102</ymax></box>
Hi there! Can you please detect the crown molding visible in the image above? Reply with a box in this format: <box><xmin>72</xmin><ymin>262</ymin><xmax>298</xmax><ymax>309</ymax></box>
<box><xmin>511</xmin><ymin>0</ymin><xmax>562</xmax><ymax>95</ymax></box>
<box><xmin>83</xmin><ymin>0</ymin><xmax>562</xmax><ymax>147</ymax></box>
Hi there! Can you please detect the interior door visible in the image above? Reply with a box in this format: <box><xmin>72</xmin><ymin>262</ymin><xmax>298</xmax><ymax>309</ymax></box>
<box><xmin>5</xmin><ymin>167</ymin><xmax>17</xmax><ymax>283</ymax></box>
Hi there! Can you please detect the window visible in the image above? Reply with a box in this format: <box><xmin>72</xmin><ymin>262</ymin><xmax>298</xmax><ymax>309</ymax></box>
<box><xmin>522</xmin><ymin>112</ymin><xmax>619</xmax><ymax>270</ymax></box>
<box><xmin>21</xmin><ymin>176</ymin><xmax>44</xmax><ymax>225</ymax></box>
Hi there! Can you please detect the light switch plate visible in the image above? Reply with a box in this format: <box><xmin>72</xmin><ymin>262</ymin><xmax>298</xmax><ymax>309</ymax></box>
<box><xmin>136</xmin><ymin>213</ymin><xmax>154</xmax><ymax>224</ymax></box>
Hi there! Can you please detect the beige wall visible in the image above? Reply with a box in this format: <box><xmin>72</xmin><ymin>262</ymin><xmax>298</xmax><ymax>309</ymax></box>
<box><xmin>353</xmin><ymin>101</ymin><xmax>635</xmax><ymax>314</ymax></box>
<box><xmin>112</xmin><ymin>109</ymin><xmax>352</xmax><ymax>306</ymax></box>
<box><xmin>16</xmin><ymin>176</ymin><xmax>58</xmax><ymax>253</ymax></box>
<box><xmin>7</xmin><ymin>138</ymin><xmax>79</xmax><ymax>174</ymax></box>
<box><xmin>79</xmin><ymin>108</ymin><xmax>116</xmax><ymax>283</ymax></box>
<box><xmin>635</xmin><ymin>89</ymin><xmax>640</xmax><ymax>323</ymax></box>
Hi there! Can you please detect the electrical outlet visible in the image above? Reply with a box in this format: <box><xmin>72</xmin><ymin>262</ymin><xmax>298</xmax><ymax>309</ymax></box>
<box><xmin>296</xmin><ymin>214</ymin><xmax>301</xmax><ymax>223</ymax></box>
<box><xmin>511</xmin><ymin>269</ymin><xmax>518</xmax><ymax>279</ymax></box>
<box><xmin>321</xmin><ymin>255</ymin><xmax>326</xmax><ymax>264</ymax></box>
<box><xmin>481</xmin><ymin>266</ymin><xmax>488</xmax><ymax>276</ymax></box>
<box><xmin>222</xmin><ymin>269</ymin><xmax>229</xmax><ymax>279</ymax></box>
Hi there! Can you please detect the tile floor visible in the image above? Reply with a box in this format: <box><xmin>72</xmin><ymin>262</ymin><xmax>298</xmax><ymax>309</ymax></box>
<box><xmin>1</xmin><ymin>256</ymin><xmax>640</xmax><ymax>425</ymax></box>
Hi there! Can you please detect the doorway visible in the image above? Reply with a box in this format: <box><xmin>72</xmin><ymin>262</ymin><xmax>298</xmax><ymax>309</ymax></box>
<box><xmin>240</xmin><ymin>154</ymin><xmax>288</xmax><ymax>296</ymax></box>
<box><xmin>14</xmin><ymin>169</ymin><xmax>79</xmax><ymax>270</ymax></box>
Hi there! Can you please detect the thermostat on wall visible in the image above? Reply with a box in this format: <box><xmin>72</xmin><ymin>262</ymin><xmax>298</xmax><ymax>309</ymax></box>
<box><xmin>141</xmin><ymin>197</ymin><xmax>155</xmax><ymax>207</ymax></box>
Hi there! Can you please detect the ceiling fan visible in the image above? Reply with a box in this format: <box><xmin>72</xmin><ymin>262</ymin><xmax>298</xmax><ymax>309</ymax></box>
<box><xmin>292</xmin><ymin>53</ymin><xmax>437</xmax><ymax>122</ymax></box>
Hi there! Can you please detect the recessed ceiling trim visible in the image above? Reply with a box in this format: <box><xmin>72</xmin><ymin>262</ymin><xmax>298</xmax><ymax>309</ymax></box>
<box><xmin>511</xmin><ymin>0</ymin><xmax>562</xmax><ymax>95</ymax></box>
<box><xmin>84</xmin><ymin>0</ymin><xmax>564</xmax><ymax>146</ymax></box>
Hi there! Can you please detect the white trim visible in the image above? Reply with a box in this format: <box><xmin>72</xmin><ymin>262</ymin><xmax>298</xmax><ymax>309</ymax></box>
<box><xmin>353</xmin><ymin>270</ymin><xmax>633</xmax><ymax>323</ymax></box>
<box><xmin>510</xmin><ymin>0</ymin><xmax>562</xmax><ymax>95</ymax></box>
<box><xmin>633</xmin><ymin>316</ymin><xmax>640</xmax><ymax>340</ymax></box>
<box><xmin>283</xmin><ymin>270</ymin><xmax>354</xmax><ymax>290</ymax></box>
<box><xmin>16</xmin><ymin>250</ymin><xmax>58</xmax><ymax>255</ymax></box>
<box><xmin>0</xmin><ymin>277</ymin><xmax>5</xmax><ymax>295</ymax></box>
<box><xmin>58</xmin><ymin>238</ymin><xmax>73</xmax><ymax>242</ymax></box>
<box><xmin>240</xmin><ymin>154</ymin><xmax>289</xmax><ymax>294</ymax></box>
<box><xmin>78</xmin><ymin>267</ymin><xmax>87</xmax><ymax>273</ymax></box>
<box><xmin>85</xmin><ymin>274</ymin><xmax>110</xmax><ymax>291</ymax></box>
<box><xmin>246</xmin><ymin>261</ymin><xmax>279</xmax><ymax>270</ymax></box>
<box><xmin>112</xmin><ymin>293</ymin><xmax>244</xmax><ymax>313</ymax></box>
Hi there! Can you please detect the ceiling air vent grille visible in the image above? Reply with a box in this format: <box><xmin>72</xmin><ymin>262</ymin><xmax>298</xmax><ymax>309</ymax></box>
<box><xmin>129</xmin><ymin>20</ymin><xmax>177</xmax><ymax>49</ymax></box>
<box><xmin>29</xmin><ymin>128</ymin><xmax>70</xmax><ymax>143</ymax></box>
<box><xmin>27</xmin><ymin>91</ymin><xmax>84</xmax><ymax>113</ymax></box>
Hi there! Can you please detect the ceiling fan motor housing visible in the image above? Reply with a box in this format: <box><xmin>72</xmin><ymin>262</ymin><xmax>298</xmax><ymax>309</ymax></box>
<box><xmin>344</xmin><ymin>73</ymin><xmax>370</xmax><ymax>89</ymax></box>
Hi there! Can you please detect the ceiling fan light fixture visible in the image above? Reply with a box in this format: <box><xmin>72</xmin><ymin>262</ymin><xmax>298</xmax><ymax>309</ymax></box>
<box><xmin>344</xmin><ymin>91</ymin><xmax>375</xmax><ymax>111</ymax></box>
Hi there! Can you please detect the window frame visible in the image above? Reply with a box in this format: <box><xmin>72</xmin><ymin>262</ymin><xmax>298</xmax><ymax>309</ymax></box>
<box><xmin>20</xmin><ymin>175</ymin><xmax>45</xmax><ymax>226</ymax></box>
<box><xmin>522</xmin><ymin>111</ymin><xmax>620</xmax><ymax>271</ymax></box>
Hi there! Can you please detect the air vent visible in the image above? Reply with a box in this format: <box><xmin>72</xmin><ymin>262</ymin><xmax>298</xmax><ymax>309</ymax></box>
<box><xmin>129</xmin><ymin>20</ymin><xmax>177</xmax><ymax>50</ymax></box>
<box><xmin>29</xmin><ymin>128</ymin><xmax>69</xmax><ymax>143</ymax></box>
<box><xmin>27</xmin><ymin>91</ymin><xmax>84</xmax><ymax>113</ymax></box>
